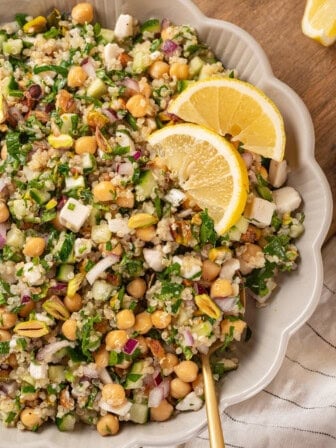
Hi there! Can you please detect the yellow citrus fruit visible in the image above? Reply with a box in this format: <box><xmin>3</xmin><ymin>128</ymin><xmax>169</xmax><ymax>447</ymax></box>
<box><xmin>302</xmin><ymin>0</ymin><xmax>336</xmax><ymax>46</ymax></box>
<box><xmin>147</xmin><ymin>123</ymin><xmax>249</xmax><ymax>234</ymax></box>
<box><xmin>167</xmin><ymin>77</ymin><xmax>285</xmax><ymax>162</ymax></box>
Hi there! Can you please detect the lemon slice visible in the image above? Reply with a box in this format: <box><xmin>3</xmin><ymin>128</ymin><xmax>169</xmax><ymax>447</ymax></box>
<box><xmin>147</xmin><ymin>123</ymin><xmax>249</xmax><ymax>234</ymax></box>
<box><xmin>302</xmin><ymin>0</ymin><xmax>336</xmax><ymax>46</ymax></box>
<box><xmin>168</xmin><ymin>78</ymin><xmax>285</xmax><ymax>162</ymax></box>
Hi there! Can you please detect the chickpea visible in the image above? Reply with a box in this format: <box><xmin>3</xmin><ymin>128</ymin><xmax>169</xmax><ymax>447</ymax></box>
<box><xmin>61</xmin><ymin>319</ymin><xmax>77</xmax><ymax>341</ymax></box>
<box><xmin>135</xmin><ymin>225</ymin><xmax>156</xmax><ymax>242</ymax></box>
<box><xmin>93</xmin><ymin>181</ymin><xmax>116</xmax><ymax>202</ymax></box>
<box><xmin>202</xmin><ymin>259</ymin><xmax>221</xmax><ymax>282</ymax></box>
<box><xmin>23</xmin><ymin>237</ymin><xmax>46</xmax><ymax>257</ymax></box>
<box><xmin>148</xmin><ymin>61</ymin><xmax>170</xmax><ymax>79</ymax></box>
<box><xmin>0</xmin><ymin>202</ymin><xmax>9</xmax><ymax>223</ymax></box>
<box><xmin>192</xmin><ymin>373</ymin><xmax>204</xmax><ymax>395</ymax></box>
<box><xmin>150</xmin><ymin>399</ymin><xmax>174</xmax><ymax>422</ymax></box>
<box><xmin>0</xmin><ymin>308</ymin><xmax>17</xmax><ymax>330</ymax></box>
<box><xmin>102</xmin><ymin>383</ymin><xmax>126</xmax><ymax>407</ymax></box>
<box><xmin>67</xmin><ymin>66</ymin><xmax>88</xmax><ymax>88</ymax></box>
<box><xmin>151</xmin><ymin>310</ymin><xmax>171</xmax><ymax>329</ymax></box>
<box><xmin>126</xmin><ymin>94</ymin><xmax>148</xmax><ymax>118</ymax></box>
<box><xmin>126</xmin><ymin>278</ymin><xmax>147</xmax><ymax>299</ymax></box>
<box><xmin>136</xmin><ymin>336</ymin><xmax>148</xmax><ymax>355</ymax></box>
<box><xmin>170</xmin><ymin>377</ymin><xmax>191</xmax><ymax>399</ymax></box>
<box><xmin>1</xmin><ymin>145</ymin><xmax>7</xmax><ymax>160</ymax></box>
<box><xmin>160</xmin><ymin>353</ymin><xmax>179</xmax><ymax>376</ymax></box>
<box><xmin>169</xmin><ymin>62</ymin><xmax>189</xmax><ymax>80</ymax></box>
<box><xmin>0</xmin><ymin>330</ymin><xmax>11</xmax><ymax>341</ymax></box>
<box><xmin>71</xmin><ymin>2</ymin><xmax>94</xmax><ymax>24</ymax></box>
<box><xmin>116</xmin><ymin>190</ymin><xmax>134</xmax><ymax>208</ymax></box>
<box><xmin>20</xmin><ymin>407</ymin><xmax>43</xmax><ymax>430</ymax></box>
<box><xmin>94</xmin><ymin>345</ymin><xmax>109</xmax><ymax>368</ymax></box>
<box><xmin>174</xmin><ymin>360</ymin><xmax>199</xmax><ymax>383</ymax></box>
<box><xmin>236</xmin><ymin>243</ymin><xmax>264</xmax><ymax>275</ymax></box>
<box><xmin>64</xmin><ymin>293</ymin><xmax>83</xmax><ymax>312</ymax></box>
<box><xmin>105</xmin><ymin>330</ymin><xmax>128</xmax><ymax>351</ymax></box>
<box><xmin>133</xmin><ymin>312</ymin><xmax>152</xmax><ymax>335</ymax></box>
<box><xmin>96</xmin><ymin>414</ymin><xmax>119</xmax><ymax>436</ymax></box>
<box><xmin>19</xmin><ymin>299</ymin><xmax>35</xmax><ymax>318</ymax></box>
<box><xmin>210</xmin><ymin>278</ymin><xmax>233</xmax><ymax>299</ymax></box>
<box><xmin>116</xmin><ymin>309</ymin><xmax>135</xmax><ymax>330</ymax></box>
<box><xmin>75</xmin><ymin>136</ymin><xmax>97</xmax><ymax>155</ymax></box>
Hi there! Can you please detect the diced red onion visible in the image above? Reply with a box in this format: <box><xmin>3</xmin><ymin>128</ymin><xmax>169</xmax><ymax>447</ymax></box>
<box><xmin>214</xmin><ymin>297</ymin><xmax>238</xmax><ymax>313</ymax></box>
<box><xmin>241</xmin><ymin>151</ymin><xmax>253</xmax><ymax>169</ymax></box>
<box><xmin>0</xmin><ymin>223</ymin><xmax>8</xmax><ymax>238</ymax></box>
<box><xmin>0</xmin><ymin>381</ymin><xmax>18</xmax><ymax>397</ymax></box>
<box><xmin>57</xmin><ymin>196</ymin><xmax>67</xmax><ymax>210</ymax></box>
<box><xmin>117</xmin><ymin>161</ymin><xmax>134</xmax><ymax>176</ymax></box>
<box><xmin>86</xmin><ymin>255</ymin><xmax>119</xmax><ymax>285</ymax></box>
<box><xmin>0</xmin><ymin>234</ymin><xmax>6</xmax><ymax>249</ymax></box>
<box><xmin>161</xmin><ymin>18</ymin><xmax>170</xmax><ymax>29</ymax></box>
<box><xmin>161</xmin><ymin>379</ymin><xmax>170</xmax><ymax>398</ymax></box>
<box><xmin>162</xmin><ymin>39</ymin><xmax>179</xmax><ymax>56</ymax></box>
<box><xmin>98</xmin><ymin>368</ymin><xmax>113</xmax><ymax>384</ymax></box>
<box><xmin>102</xmin><ymin>108</ymin><xmax>118</xmax><ymax>123</ymax></box>
<box><xmin>121</xmin><ymin>77</ymin><xmax>139</xmax><ymax>93</ymax></box>
<box><xmin>148</xmin><ymin>386</ymin><xmax>164</xmax><ymax>408</ymax></box>
<box><xmin>36</xmin><ymin>340</ymin><xmax>74</xmax><ymax>363</ymax></box>
<box><xmin>194</xmin><ymin>282</ymin><xmax>207</xmax><ymax>295</ymax></box>
<box><xmin>81</xmin><ymin>58</ymin><xmax>96</xmax><ymax>78</ymax></box>
<box><xmin>123</xmin><ymin>338</ymin><xmax>139</xmax><ymax>355</ymax></box>
<box><xmin>81</xmin><ymin>364</ymin><xmax>99</xmax><ymax>378</ymax></box>
<box><xmin>132</xmin><ymin>150</ymin><xmax>141</xmax><ymax>160</ymax></box>
<box><xmin>153</xmin><ymin>371</ymin><xmax>163</xmax><ymax>387</ymax></box>
<box><xmin>0</xmin><ymin>177</ymin><xmax>10</xmax><ymax>192</ymax></box>
<box><xmin>21</xmin><ymin>295</ymin><xmax>31</xmax><ymax>304</ymax></box>
<box><xmin>183</xmin><ymin>329</ymin><xmax>194</xmax><ymax>347</ymax></box>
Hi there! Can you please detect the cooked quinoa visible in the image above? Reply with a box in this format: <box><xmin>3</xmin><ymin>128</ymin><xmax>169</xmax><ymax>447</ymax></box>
<box><xmin>0</xmin><ymin>3</ymin><xmax>304</xmax><ymax>436</ymax></box>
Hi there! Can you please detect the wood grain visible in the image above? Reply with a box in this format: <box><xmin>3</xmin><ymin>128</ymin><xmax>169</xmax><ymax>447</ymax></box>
<box><xmin>193</xmin><ymin>0</ymin><xmax>336</xmax><ymax>240</ymax></box>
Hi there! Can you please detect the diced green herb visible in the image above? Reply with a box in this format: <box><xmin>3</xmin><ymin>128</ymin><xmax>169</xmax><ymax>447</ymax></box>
<box><xmin>245</xmin><ymin>261</ymin><xmax>276</xmax><ymax>297</ymax></box>
<box><xmin>0</xmin><ymin>341</ymin><xmax>10</xmax><ymax>354</ymax></box>
<box><xmin>15</xmin><ymin>13</ymin><xmax>28</xmax><ymax>27</ymax></box>
<box><xmin>199</xmin><ymin>209</ymin><xmax>217</xmax><ymax>245</ymax></box>
<box><xmin>33</xmin><ymin>64</ymin><xmax>68</xmax><ymax>77</ymax></box>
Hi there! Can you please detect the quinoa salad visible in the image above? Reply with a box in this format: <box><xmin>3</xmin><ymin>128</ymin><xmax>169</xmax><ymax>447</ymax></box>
<box><xmin>0</xmin><ymin>3</ymin><xmax>304</xmax><ymax>436</ymax></box>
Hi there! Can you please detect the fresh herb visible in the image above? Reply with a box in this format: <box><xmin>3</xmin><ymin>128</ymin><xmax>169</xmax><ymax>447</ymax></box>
<box><xmin>245</xmin><ymin>261</ymin><xmax>276</xmax><ymax>297</ymax></box>
<box><xmin>33</xmin><ymin>64</ymin><xmax>68</xmax><ymax>77</ymax></box>
<box><xmin>21</xmin><ymin>385</ymin><xmax>36</xmax><ymax>394</ymax></box>
<box><xmin>160</xmin><ymin>281</ymin><xmax>183</xmax><ymax>300</ymax></box>
<box><xmin>15</xmin><ymin>13</ymin><xmax>28</xmax><ymax>27</ymax></box>
<box><xmin>86</xmin><ymin>387</ymin><xmax>99</xmax><ymax>409</ymax></box>
<box><xmin>81</xmin><ymin>316</ymin><xmax>102</xmax><ymax>359</ymax></box>
<box><xmin>199</xmin><ymin>209</ymin><xmax>217</xmax><ymax>245</ymax></box>
<box><xmin>85</xmin><ymin>259</ymin><xmax>95</xmax><ymax>272</ymax></box>
<box><xmin>154</xmin><ymin>196</ymin><xmax>163</xmax><ymax>219</ymax></box>
<box><xmin>121</xmin><ymin>255</ymin><xmax>143</xmax><ymax>277</ymax></box>
<box><xmin>159</xmin><ymin>262</ymin><xmax>181</xmax><ymax>279</ymax></box>
<box><xmin>67</xmin><ymin>346</ymin><xmax>87</xmax><ymax>362</ymax></box>
<box><xmin>126</xmin><ymin>113</ymin><xmax>138</xmax><ymax>131</ymax></box>
<box><xmin>5</xmin><ymin>412</ymin><xmax>17</xmax><ymax>424</ymax></box>
<box><xmin>126</xmin><ymin>373</ymin><xmax>142</xmax><ymax>383</ymax></box>
<box><xmin>0</xmin><ymin>341</ymin><xmax>10</xmax><ymax>354</ymax></box>
<box><xmin>43</xmin><ymin>27</ymin><xmax>60</xmax><ymax>39</ymax></box>
<box><xmin>229</xmin><ymin>70</ymin><xmax>235</xmax><ymax>78</ymax></box>
<box><xmin>108</xmin><ymin>350</ymin><xmax>118</xmax><ymax>366</ymax></box>
<box><xmin>58</xmin><ymin>233</ymin><xmax>75</xmax><ymax>262</ymax></box>
<box><xmin>271</xmin><ymin>213</ymin><xmax>282</xmax><ymax>231</ymax></box>
<box><xmin>111</xmin><ymin>145</ymin><xmax>130</xmax><ymax>156</ymax></box>
<box><xmin>263</xmin><ymin>234</ymin><xmax>291</xmax><ymax>261</ymax></box>
<box><xmin>171</xmin><ymin>298</ymin><xmax>182</xmax><ymax>314</ymax></box>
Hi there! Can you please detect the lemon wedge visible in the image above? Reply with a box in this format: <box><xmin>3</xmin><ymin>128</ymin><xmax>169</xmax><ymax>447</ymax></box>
<box><xmin>168</xmin><ymin>78</ymin><xmax>285</xmax><ymax>162</ymax></box>
<box><xmin>302</xmin><ymin>0</ymin><xmax>336</xmax><ymax>46</ymax></box>
<box><xmin>147</xmin><ymin>123</ymin><xmax>249</xmax><ymax>234</ymax></box>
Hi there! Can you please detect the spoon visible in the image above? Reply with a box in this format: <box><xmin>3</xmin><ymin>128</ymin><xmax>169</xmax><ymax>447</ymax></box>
<box><xmin>201</xmin><ymin>278</ymin><xmax>246</xmax><ymax>448</ymax></box>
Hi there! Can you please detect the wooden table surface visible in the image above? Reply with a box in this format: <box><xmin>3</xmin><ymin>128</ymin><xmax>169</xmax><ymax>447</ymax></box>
<box><xmin>194</xmin><ymin>0</ymin><xmax>336</xmax><ymax>240</ymax></box>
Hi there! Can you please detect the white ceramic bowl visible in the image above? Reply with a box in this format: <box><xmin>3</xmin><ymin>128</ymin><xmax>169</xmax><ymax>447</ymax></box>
<box><xmin>0</xmin><ymin>0</ymin><xmax>332</xmax><ymax>447</ymax></box>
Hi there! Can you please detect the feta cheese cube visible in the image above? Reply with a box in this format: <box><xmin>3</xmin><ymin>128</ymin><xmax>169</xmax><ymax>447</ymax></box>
<box><xmin>23</xmin><ymin>262</ymin><xmax>45</xmax><ymax>286</ymax></box>
<box><xmin>104</xmin><ymin>43</ymin><xmax>123</xmax><ymax>70</ymax></box>
<box><xmin>165</xmin><ymin>189</ymin><xmax>186</xmax><ymax>207</ymax></box>
<box><xmin>29</xmin><ymin>362</ymin><xmax>48</xmax><ymax>380</ymax></box>
<box><xmin>173</xmin><ymin>255</ymin><xmax>202</xmax><ymax>279</ymax></box>
<box><xmin>244</xmin><ymin>196</ymin><xmax>276</xmax><ymax>228</ymax></box>
<box><xmin>272</xmin><ymin>186</ymin><xmax>302</xmax><ymax>214</ymax></box>
<box><xmin>114</xmin><ymin>14</ymin><xmax>134</xmax><ymax>40</ymax></box>
<box><xmin>59</xmin><ymin>198</ymin><xmax>91</xmax><ymax>232</ymax></box>
<box><xmin>269</xmin><ymin>159</ymin><xmax>287</xmax><ymax>188</ymax></box>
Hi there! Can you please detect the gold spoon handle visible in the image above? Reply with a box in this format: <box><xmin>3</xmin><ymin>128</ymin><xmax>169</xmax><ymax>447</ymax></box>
<box><xmin>201</xmin><ymin>353</ymin><xmax>225</xmax><ymax>448</ymax></box>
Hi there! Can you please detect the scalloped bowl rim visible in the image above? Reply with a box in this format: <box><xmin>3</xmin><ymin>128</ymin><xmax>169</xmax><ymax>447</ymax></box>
<box><xmin>0</xmin><ymin>0</ymin><xmax>332</xmax><ymax>447</ymax></box>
